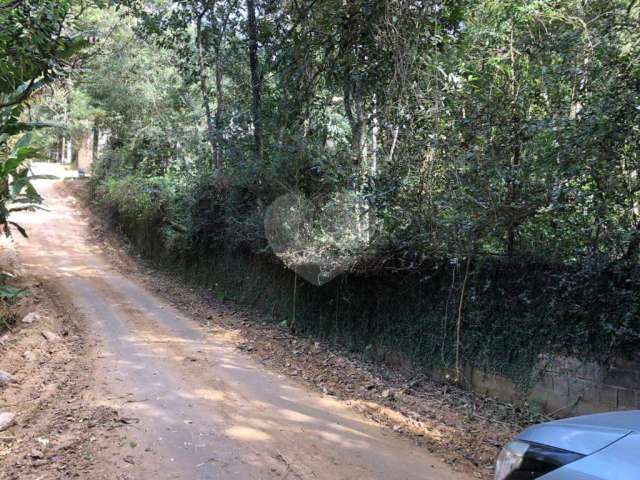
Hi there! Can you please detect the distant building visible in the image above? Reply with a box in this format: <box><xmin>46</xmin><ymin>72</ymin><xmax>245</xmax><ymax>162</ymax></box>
<box><xmin>76</xmin><ymin>132</ymin><xmax>94</xmax><ymax>172</ymax></box>
<box><xmin>52</xmin><ymin>127</ymin><xmax>109</xmax><ymax>174</ymax></box>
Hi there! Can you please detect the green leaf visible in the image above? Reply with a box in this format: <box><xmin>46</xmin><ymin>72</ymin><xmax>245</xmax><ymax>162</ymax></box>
<box><xmin>0</xmin><ymin>285</ymin><xmax>28</xmax><ymax>300</ymax></box>
<box><xmin>14</xmin><ymin>133</ymin><xmax>32</xmax><ymax>149</ymax></box>
<box><xmin>8</xmin><ymin>221</ymin><xmax>28</xmax><ymax>238</ymax></box>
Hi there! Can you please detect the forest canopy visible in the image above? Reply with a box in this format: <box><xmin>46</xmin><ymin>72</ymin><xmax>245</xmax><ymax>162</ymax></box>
<box><xmin>5</xmin><ymin>0</ymin><xmax>640</xmax><ymax>381</ymax></box>
<box><xmin>39</xmin><ymin>0</ymin><xmax>638</xmax><ymax>269</ymax></box>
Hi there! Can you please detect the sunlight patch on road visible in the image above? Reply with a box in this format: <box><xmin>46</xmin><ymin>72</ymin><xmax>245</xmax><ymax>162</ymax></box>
<box><xmin>278</xmin><ymin>408</ymin><xmax>314</xmax><ymax>424</ymax></box>
<box><xmin>225</xmin><ymin>425</ymin><xmax>271</xmax><ymax>441</ymax></box>
<box><xmin>193</xmin><ymin>388</ymin><xmax>225</xmax><ymax>402</ymax></box>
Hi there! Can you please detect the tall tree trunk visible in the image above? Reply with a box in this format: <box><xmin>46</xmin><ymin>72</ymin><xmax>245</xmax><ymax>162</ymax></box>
<box><xmin>62</xmin><ymin>89</ymin><xmax>71</xmax><ymax>165</ymax></box>
<box><xmin>387</xmin><ymin>125</ymin><xmax>400</xmax><ymax>163</ymax></box>
<box><xmin>56</xmin><ymin>135</ymin><xmax>62</xmax><ymax>163</ymax></box>
<box><xmin>214</xmin><ymin>47</ymin><xmax>224</xmax><ymax>167</ymax></box>
<box><xmin>246</xmin><ymin>0</ymin><xmax>263</xmax><ymax>163</ymax></box>
<box><xmin>92</xmin><ymin>125</ymin><xmax>99</xmax><ymax>163</ymax></box>
<box><xmin>343</xmin><ymin>79</ymin><xmax>370</xmax><ymax>243</ymax></box>
<box><xmin>65</xmin><ymin>135</ymin><xmax>72</xmax><ymax>165</ymax></box>
<box><xmin>343</xmin><ymin>80</ymin><xmax>366</xmax><ymax>166</ymax></box>
<box><xmin>371</xmin><ymin>94</ymin><xmax>379</xmax><ymax>175</ymax></box>
<box><xmin>196</xmin><ymin>10</ymin><xmax>218</xmax><ymax>169</ymax></box>
<box><xmin>506</xmin><ymin>123</ymin><xmax>521</xmax><ymax>256</ymax></box>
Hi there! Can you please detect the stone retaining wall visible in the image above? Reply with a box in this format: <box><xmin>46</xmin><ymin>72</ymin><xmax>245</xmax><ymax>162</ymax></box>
<box><xmin>463</xmin><ymin>355</ymin><xmax>640</xmax><ymax>417</ymax></box>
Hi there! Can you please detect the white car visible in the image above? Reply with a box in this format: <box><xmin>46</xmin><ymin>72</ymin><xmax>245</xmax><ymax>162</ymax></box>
<box><xmin>495</xmin><ymin>410</ymin><xmax>640</xmax><ymax>479</ymax></box>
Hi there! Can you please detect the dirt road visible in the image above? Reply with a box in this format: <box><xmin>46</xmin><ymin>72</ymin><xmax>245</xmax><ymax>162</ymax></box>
<box><xmin>10</xmin><ymin>176</ymin><xmax>471</xmax><ymax>480</ymax></box>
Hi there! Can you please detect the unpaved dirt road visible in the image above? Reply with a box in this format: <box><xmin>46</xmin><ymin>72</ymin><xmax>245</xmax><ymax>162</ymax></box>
<box><xmin>12</xmin><ymin>174</ymin><xmax>471</xmax><ymax>480</ymax></box>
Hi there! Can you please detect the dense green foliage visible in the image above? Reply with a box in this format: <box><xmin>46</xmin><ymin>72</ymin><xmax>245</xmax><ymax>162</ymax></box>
<box><xmin>93</xmin><ymin>172</ymin><xmax>640</xmax><ymax>387</ymax></box>
<box><xmin>0</xmin><ymin>0</ymin><xmax>97</xmax><ymax>235</ymax></box>
<box><xmin>84</xmin><ymin>1</ymin><xmax>640</xmax><ymax>264</ymax></box>
<box><xmin>32</xmin><ymin>1</ymin><xmax>640</xmax><ymax>381</ymax></box>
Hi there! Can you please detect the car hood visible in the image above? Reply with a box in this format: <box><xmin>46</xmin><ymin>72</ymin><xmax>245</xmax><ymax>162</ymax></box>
<box><xmin>517</xmin><ymin>411</ymin><xmax>640</xmax><ymax>455</ymax></box>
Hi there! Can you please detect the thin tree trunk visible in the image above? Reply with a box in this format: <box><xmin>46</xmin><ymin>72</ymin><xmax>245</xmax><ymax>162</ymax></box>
<box><xmin>65</xmin><ymin>135</ymin><xmax>72</xmax><ymax>165</ymax></box>
<box><xmin>214</xmin><ymin>49</ymin><xmax>224</xmax><ymax>167</ymax></box>
<box><xmin>506</xmin><ymin>128</ymin><xmax>521</xmax><ymax>255</ymax></box>
<box><xmin>387</xmin><ymin>124</ymin><xmax>400</xmax><ymax>163</ymax></box>
<box><xmin>62</xmin><ymin>90</ymin><xmax>71</xmax><ymax>164</ymax></box>
<box><xmin>455</xmin><ymin>255</ymin><xmax>472</xmax><ymax>384</ymax></box>
<box><xmin>57</xmin><ymin>135</ymin><xmax>63</xmax><ymax>163</ymax></box>
<box><xmin>196</xmin><ymin>10</ymin><xmax>218</xmax><ymax>169</ymax></box>
<box><xmin>92</xmin><ymin>126</ymin><xmax>99</xmax><ymax>163</ymax></box>
<box><xmin>371</xmin><ymin>95</ymin><xmax>378</xmax><ymax>175</ymax></box>
<box><xmin>442</xmin><ymin>264</ymin><xmax>457</xmax><ymax>365</ymax></box>
<box><xmin>344</xmin><ymin>80</ymin><xmax>366</xmax><ymax>166</ymax></box>
<box><xmin>246</xmin><ymin>0</ymin><xmax>263</xmax><ymax>163</ymax></box>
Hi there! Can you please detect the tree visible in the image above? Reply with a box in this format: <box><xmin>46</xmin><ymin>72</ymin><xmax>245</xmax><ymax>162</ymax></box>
<box><xmin>246</xmin><ymin>0</ymin><xmax>262</xmax><ymax>164</ymax></box>
<box><xmin>124</xmin><ymin>0</ymin><xmax>240</xmax><ymax>169</ymax></box>
<box><xmin>0</xmin><ymin>0</ymin><xmax>91</xmax><ymax>236</ymax></box>
<box><xmin>74</xmin><ymin>0</ymin><xmax>640</xmax><ymax>268</ymax></box>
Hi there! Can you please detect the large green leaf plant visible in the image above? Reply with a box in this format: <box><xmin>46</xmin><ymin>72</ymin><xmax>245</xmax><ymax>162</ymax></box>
<box><xmin>0</xmin><ymin>0</ymin><xmax>90</xmax><ymax>237</ymax></box>
<box><xmin>0</xmin><ymin>111</ymin><xmax>44</xmax><ymax>237</ymax></box>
